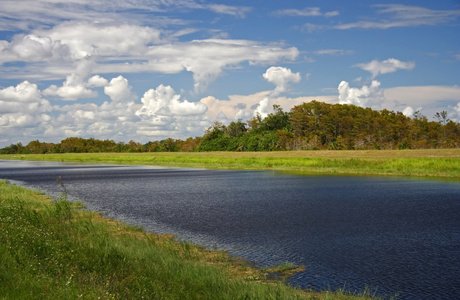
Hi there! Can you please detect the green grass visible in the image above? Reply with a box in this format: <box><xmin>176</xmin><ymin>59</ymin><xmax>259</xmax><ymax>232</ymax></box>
<box><xmin>0</xmin><ymin>180</ymin><xmax>377</xmax><ymax>299</ymax></box>
<box><xmin>2</xmin><ymin>149</ymin><xmax>460</xmax><ymax>178</ymax></box>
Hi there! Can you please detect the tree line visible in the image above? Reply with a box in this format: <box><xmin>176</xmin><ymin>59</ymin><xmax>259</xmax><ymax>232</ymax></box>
<box><xmin>2</xmin><ymin>101</ymin><xmax>459</xmax><ymax>154</ymax></box>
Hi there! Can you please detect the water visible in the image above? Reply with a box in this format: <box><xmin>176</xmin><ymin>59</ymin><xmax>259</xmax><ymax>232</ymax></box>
<box><xmin>1</xmin><ymin>159</ymin><xmax>460</xmax><ymax>299</ymax></box>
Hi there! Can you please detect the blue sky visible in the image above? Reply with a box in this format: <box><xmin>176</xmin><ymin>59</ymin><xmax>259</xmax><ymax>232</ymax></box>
<box><xmin>0</xmin><ymin>0</ymin><xmax>459</xmax><ymax>146</ymax></box>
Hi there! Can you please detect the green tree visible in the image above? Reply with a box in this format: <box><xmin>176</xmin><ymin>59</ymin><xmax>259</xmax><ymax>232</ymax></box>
<box><xmin>198</xmin><ymin>122</ymin><xmax>230</xmax><ymax>151</ymax></box>
<box><xmin>226</xmin><ymin>120</ymin><xmax>247</xmax><ymax>137</ymax></box>
<box><xmin>260</xmin><ymin>105</ymin><xmax>290</xmax><ymax>132</ymax></box>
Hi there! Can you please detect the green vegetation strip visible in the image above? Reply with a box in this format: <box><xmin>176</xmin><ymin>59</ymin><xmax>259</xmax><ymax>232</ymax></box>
<box><xmin>2</xmin><ymin>149</ymin><xmax>460</xmax><ymax>178</ymax></box>
<box><xmin>0</xmin><ymin>181</ymin><xmax>377</xmax><ymax>299</ymax></box>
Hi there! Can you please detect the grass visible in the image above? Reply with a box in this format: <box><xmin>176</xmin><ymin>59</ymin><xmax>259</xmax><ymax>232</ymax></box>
<box><xmin>0</xmin><ymin>180</ymin><xmax>378</xmax><ymax>299</ymax></box>
<box><xmin>2</xmin><ymin>148</ymin><xmax>460</xmax><ymax>178</ymax></box>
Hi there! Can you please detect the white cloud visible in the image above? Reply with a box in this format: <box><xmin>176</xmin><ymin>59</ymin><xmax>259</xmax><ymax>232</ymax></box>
<box><xmin>384</xmin><ymin>85</ymin><xmax>460</xmax><ymax>106</ymax></box>
<box><xmin>0</xmin><ymin>81</ymin><xmax>52</xmax><ymax>121</ymax></box>
<box><xmin>2</xmin><ymin>34</ymin><xmax>70</xmax><ymax>63</ymax></box>
<box><xmin>337</xmin><ymin>83</ymin><xmax>460</xmax><ymax>120</ymax></box>
<box><xmin>44</xmin><ymin>84</ymin><xmax>97</xmax><ymax>101</ymax></box>
<box><xmin>354</xmin><ymin>58</ymin><xmax>415</xmax><ymax>79</ymax></box>
<box><xmin>338</xmin><ymin>80</ymin><xmax>384</xmax><ymax>108</ymax></box>
<box><xmin>41</xmin><ymin>76</ymin><xmax>140</xmax><ymax>141</ymax></box>
<box><xmin>300</xmin><ymin>23</ymin><xmax>323</xmax><ymax>33</ymax></box>
<box><xmin>3</xmin><ymin>23</ymin><xmax>300</xmax><ymax>94</ymax></box>
<box><xmin>200</xmin><ymin>92</ymin><xmax>269</xmax><ymax>122</ymax></box>
<box><xmin>0</xmin><ymin>113</ymin><xmax>38</xmax><ymax>128</ymax></box>
<box><xmin>104</xmin><ymin>76</ymin><xmax>137</xmax><ymax>103</ymax></box>
<box><xmin>454</xmin><ymin>102</ymin><xmax>460</xmax><ymax>120</ymax></box>
<box><xmin>0</xmin><ymin>0</ymin><xmax>457</xmax><ymax>146</ymax></box>
<box><xmin>275</xmin><ymin>7</ymin><xmax>339</xmax><ymax>17</ymax></box>
<box><xmin>146</xmin><ymin>39</ymin><xmax>299</xmax><ymax>93</ymax></box>
<box><xmin>0</xmin><ymin>80</ymin><xmax>42</xmax><ymax>103</ymax></box>
<box><xmin>0</xmin><ymin>0</ymin><xmax>249</xmax><ymax>32</ymax></box>
<box><xmin>135</xmin><ymin>85</ymin><xmax>210</xmax><ymax>139</ymax></box>
<box><xmin>335</xmin><ymin>4</ymin><xmax>460</xmax><ymax>30</ymax></box>
<box><xmin>200</xmin><ymin>90</ymin><xmax>337</xmax><ymax>126</ymax></box>
<box><xmin>263</xmin><ymin>66</ymin><xmax>301</xmax><ymax>97</ymax></box>
<box><xmin>88</xmin><ymin>75</ymin><xmax>109</xmax><ymax>87</ymax></box>
<box><xmin>253</xmin><ymin>97</ymin><xmax>271</xmax><ymax>119</ymax></box>
<box><xmin>207</xmin><ymin>4</ymin><xmax>251</xmax><ymax>18</ymax></box>
<box><xmin>37</xmin><ymin>22</ymin><xmax>164</xmax><ymax>60</ymax></box>
<box><xmin>0</xmin><ymin>81</ymin><xmax>52</xmax><ymax>136</ymax></box>
<box><xmin>136</xmin><ymin>84</ymin><xmax>207</xmax><ymax>118</ymax></box>
<box><xmin>314</xmin><ymin>49</ymin><xmax>353</xmax><ymax>56</ymax></box>
<box><xmin>402</xmin><ymin>106</ymin><xmax>414</xmax><ymax>117</ymax></box>
<box><xmin>43</xmin><ymin>59</ymin><xmax>98</xmax><ymax>101</ymax></box>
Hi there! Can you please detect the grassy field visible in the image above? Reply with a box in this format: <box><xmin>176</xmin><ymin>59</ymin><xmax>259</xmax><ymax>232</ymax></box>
<box><xmin>0</xmin><ymin>180</ymin><xmax>378</xmax><ymax>299</ymax></box>
<box><xmin>2</xmin><ymin>148</ymin><xmax>460</xmax><ymax>178</ymax></box>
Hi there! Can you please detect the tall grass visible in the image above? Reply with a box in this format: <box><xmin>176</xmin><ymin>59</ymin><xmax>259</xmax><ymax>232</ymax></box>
<box><xmin>0</xmin><ymin>180</ymin><xmax>377</xmax><ymax>299</ymax></box>
<box><xmin>2</xmin><ymin>149</ymin><xmax>460</xmax><ymax>177</ymax></box>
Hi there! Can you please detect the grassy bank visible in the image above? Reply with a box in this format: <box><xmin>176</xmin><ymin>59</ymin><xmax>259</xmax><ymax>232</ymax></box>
<box><xmin>0</xmin><ymin>180</ymin><xmax>375</xmax><ymax>299</ymax></box>
<box><xmin>2</xmin><ymin>148</ymin><xmax>460</xmax><ymax>177</ymax></box>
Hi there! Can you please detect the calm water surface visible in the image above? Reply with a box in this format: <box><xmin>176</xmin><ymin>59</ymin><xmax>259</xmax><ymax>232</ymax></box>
<box><xmin>1</xmin><ymin>160</ymin><xmax>460</xmax><ymax>299</ymax></box>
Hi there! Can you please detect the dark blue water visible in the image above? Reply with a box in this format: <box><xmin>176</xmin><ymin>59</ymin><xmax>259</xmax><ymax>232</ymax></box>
<box><xmin>1</xmin><ymin>160</ymin><xmax>460</xmax><ymax>299</ymax></box>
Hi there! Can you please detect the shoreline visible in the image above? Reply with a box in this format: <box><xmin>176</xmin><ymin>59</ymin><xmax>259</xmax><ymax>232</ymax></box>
<box><xmin>0</xmin><ymin>180</ymin><xmax>376</xmax><ymax>299</ymax></box>
<box><xmin>1</xmin><ymin>149</ymin><xmax>460</xmax><ymax>178</ymax></box>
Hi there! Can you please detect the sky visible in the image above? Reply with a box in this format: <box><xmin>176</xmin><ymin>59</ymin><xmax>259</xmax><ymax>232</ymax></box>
<box><xmin>1</xmin><ymin>0</ymin><xmax>460</xmax><ymax>147</ymax></box>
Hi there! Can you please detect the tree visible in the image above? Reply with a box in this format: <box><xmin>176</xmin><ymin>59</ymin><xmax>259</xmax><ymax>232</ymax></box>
<box><xmin>260</xmin><ymin>105</ymin><xmax>290</xmax><ymax>132</ymax></box>
<box><xmin>434</xmin><ymin>111</ymin><xmax>449</xmax><ymax>125</ymax></box>
<box><xmin>198</xmin><ymin>122</ymin><xmax>230</xmax><ymax>151</ymax></box>
<box><xmin>226</xmin><ymin>120</ymin><xmax>247</xmax><ymax>137</ymax></box>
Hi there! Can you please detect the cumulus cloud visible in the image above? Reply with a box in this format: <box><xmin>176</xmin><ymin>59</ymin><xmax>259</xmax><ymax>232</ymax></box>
<box><xmin>0</xmin><ymin>34</ymin><xmax>70</xmax><ymax>64</ymax></box>
<box><xmin>0</xmin><ymin>76</ymin><xmax>337</xmax><ymax>146</ymax></box>
<box><xmin>43</xmin><ymin>84</ymin><xmax>97</xmax><ymax>101</ymax></box>
<box><xmin>41</xmin><ymin>76</ymin><xmax>139</xmax><ymax>141</ymax></box>
<box><xmin>147</xmin><ymin>40</ymin><xmax>299</xmax><ymax>93</ymax></box>
<box><xmin>0</xmin><ymin>81</ymin><xmax>51</xmax><ymax>133</ymax></box>
<box><xmin>135</xmin><ymin>84</ymin><xmax>210</xmax><ymax>139</ymax></box>
<box><xmin>3</xmin><ymin>24</ymin><xmax>300</xmax><ymax>94</ymax></box>
<box><xmin>200</xmin><ymin>90</ymin><xmax>337</xmax><ymax>126</ymax></box>
<box><xmin>263</xmin><ymin>66</ymin><xmax>301</xmax><ymax>97</ymax></box>
<box><xmin>201</xmin><ymin>92</ymin><xmax>270</xmax><ymax>122</ymax></box>
<box><xmin>136</xmin><ymin>85</ymin><xmax>207</xmax><ymax>118</ymax></box>
<box><xmin>0</xmin><ymin>113</ymin><xmax>38</xmax><ymax>128</ymax></box>
<box><xmin>454</xmin><ymin>102</ymin><xmax>460</xmax><ymax>120</ymax></box>
<box><xmin>43</xmin><ymin>59</ymin><xmax>98</xmax><ymax>101</ymax></box>
<box><xmin>338</xmin><ymin>80</ymin><xmax>384</xmax><ymax>108</ymax></box>
<box><xmin>88</xmin><ymin>75</ymin><xmax>109</xmax><ymax>87</ymax></box>
<box><xmin>354</xmin><ymin>58</ymin><xmax>415</xmax><ymax>79</ymax></box>
<box><xmin>38</xmin><ymin>22</ymin><xmax>164</xmax><ymax>60</ymax></box>
<box><xmin>402</xmin><ymin>106</ymin><xmax>415</xmax><ymax>117</ymax></box>
<box><xmin>0</xmin><ymin>77</ymin><xmax>206</xmax><ymax>144</ymax></box>
<box><xmin>0</xmin><ymin>80</ymin><xmax>42</xmax><ymax>103</ymax></box>
<box><xmin>253</xmin><ymin>97</ymin><xmax>271</xmax><ymax>119</ymax></box>
<box><xmin>104</xmin><ymin>76</ymin><xmax>137</xmax><ymax>103</ymax></box>
<box><xmin>246</xmin><ymin>66</ymin><xmax>302</xmax><ymax>119</ymax></box>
